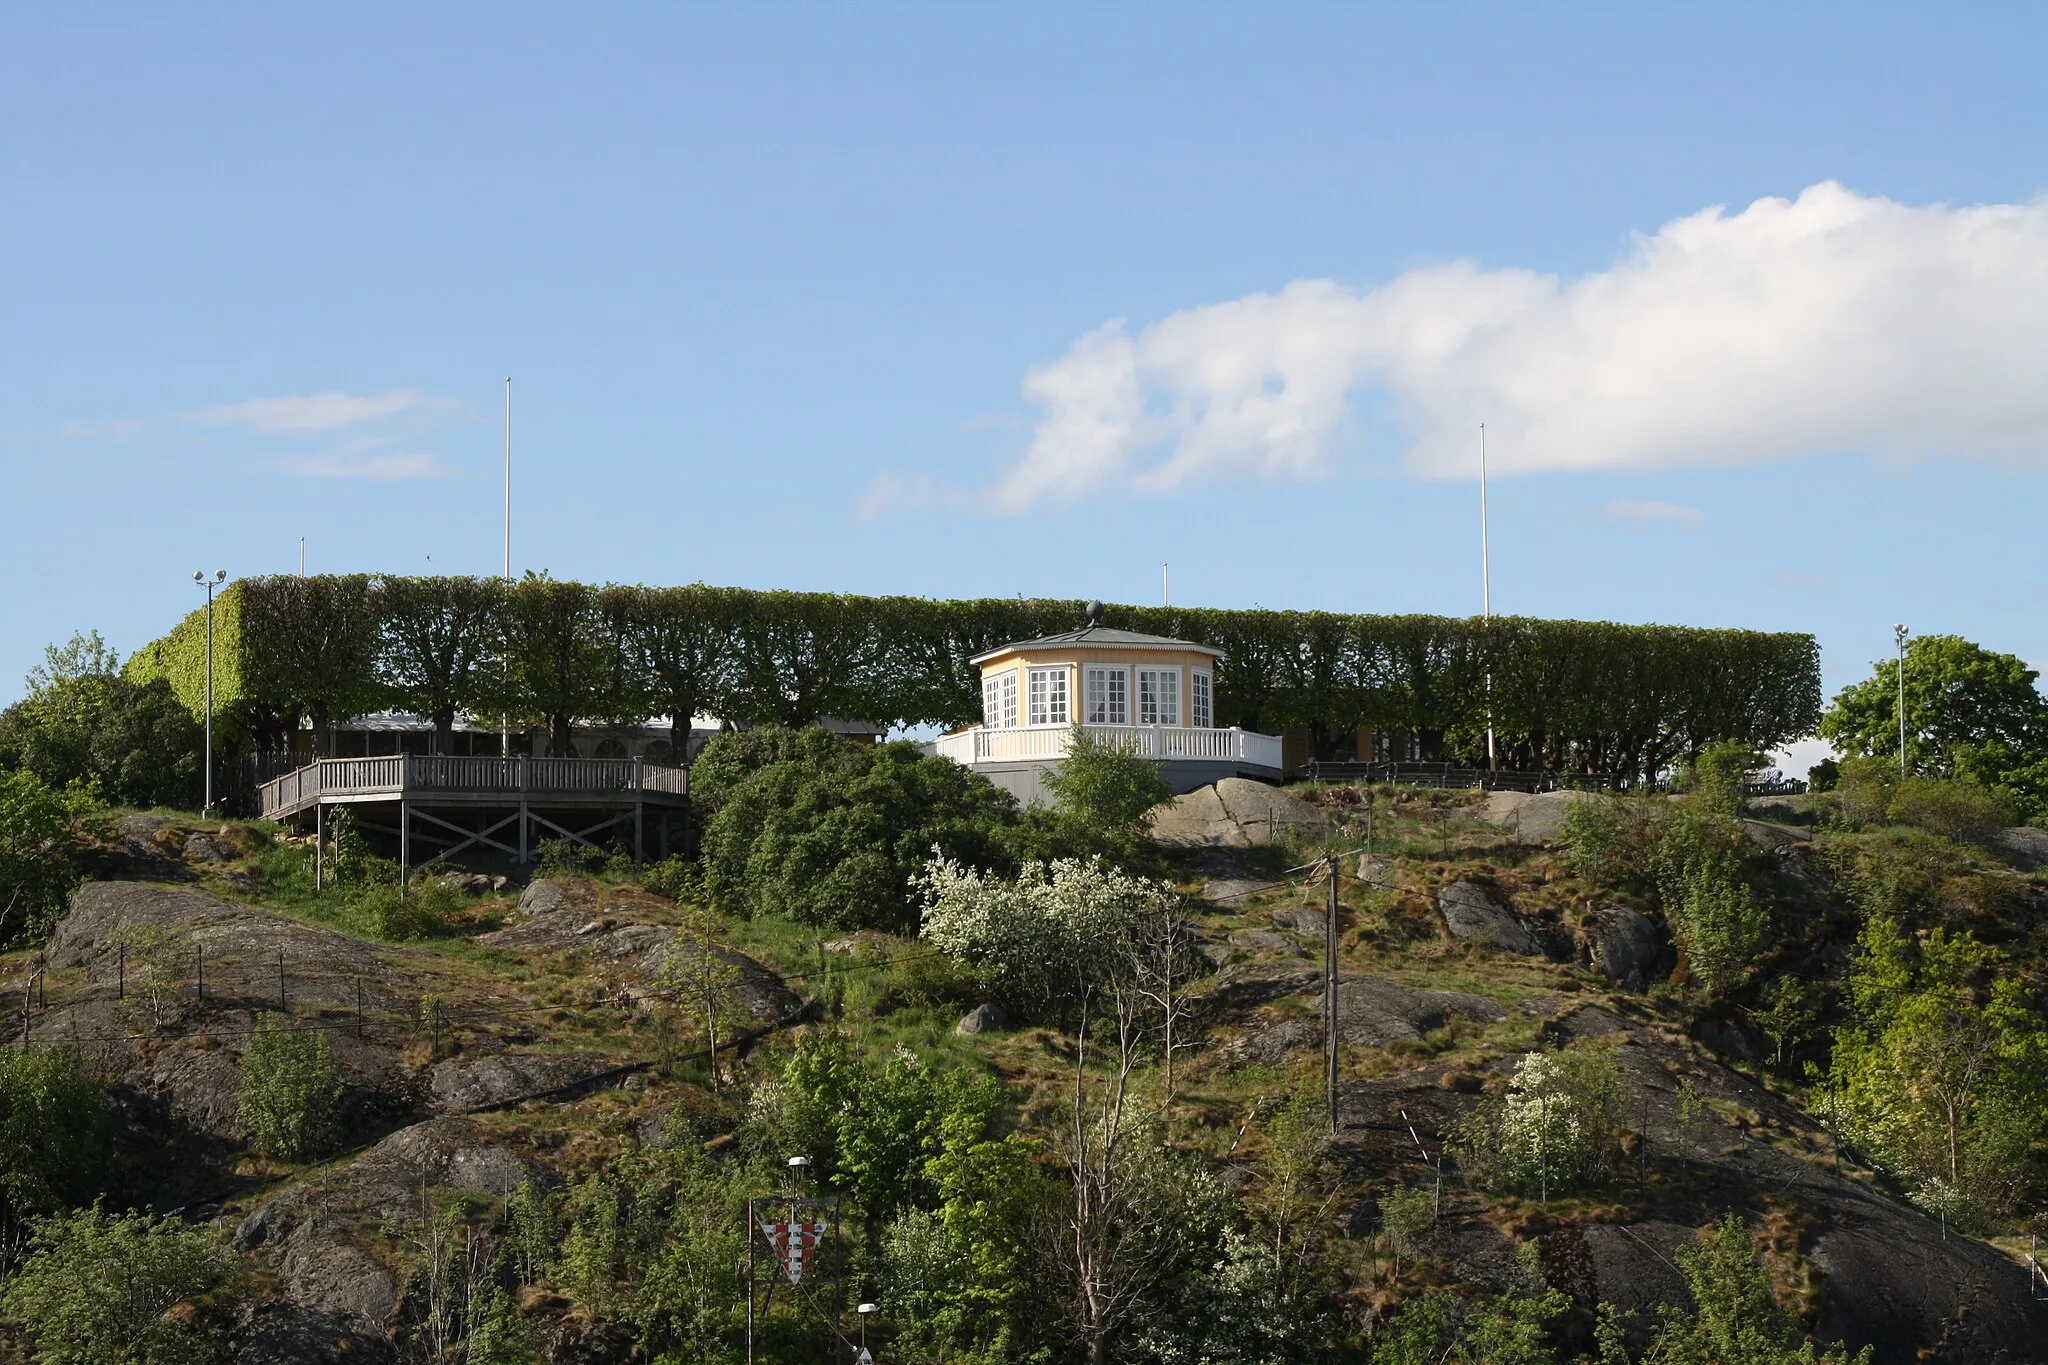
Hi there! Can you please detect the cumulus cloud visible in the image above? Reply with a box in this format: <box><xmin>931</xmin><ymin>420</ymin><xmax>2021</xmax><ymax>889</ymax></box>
<box><xmin>257</xmin><ymin>451</ymin><xmax>457</xmax><ymax>479</ymax></box>
<box><xmin>982</xmin><ymin>182</ymin><xmax>2048</xmax><ymax>512</ymax></box>
<box><xmin>1597</xmin><ymin>498</ymin><xmax>1706</xmax><ymax>527</ymax></box>
<box><xmin>186</xmin><ymin>389</ymin><xmax>445</xmax><ymax>432</ymax></box>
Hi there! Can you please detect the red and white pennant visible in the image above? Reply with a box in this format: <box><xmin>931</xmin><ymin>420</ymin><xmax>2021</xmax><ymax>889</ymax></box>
<box><xmin>759</xmin><ymin>1219</ymin><xmax>830</xmax><ymax>1284</ymax></box>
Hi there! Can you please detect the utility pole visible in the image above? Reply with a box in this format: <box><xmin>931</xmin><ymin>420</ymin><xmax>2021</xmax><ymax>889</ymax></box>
<box><xmin>1162</xmin><ymin>561</ymin><xmax>1169</xmax><ymax>607</ymax></box>
<box><xmin>1894</xmin><ymin>623</ymin><xmax>1910</xmax><ymax>778</ymax></box>
<box><xmin>1325</xmin><ymin>852</ymin><xmax>1340</xmax><ymax>1133</ymax></box>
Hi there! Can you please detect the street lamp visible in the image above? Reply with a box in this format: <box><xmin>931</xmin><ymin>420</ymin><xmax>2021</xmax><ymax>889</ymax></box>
<box><xmin>193</xmin><ymin>570</ymin><xmax>227</xmax><ymax>814</ymax></box>
<box><xmin>1894</xmin><ymin>623</ymin><xmax>1910</xmax><ymax>779</ymax></box>
<box><xmin>857</xmin><ymin>1302</ymin><xmax>878</xmax><ymax>1362</ymax></box>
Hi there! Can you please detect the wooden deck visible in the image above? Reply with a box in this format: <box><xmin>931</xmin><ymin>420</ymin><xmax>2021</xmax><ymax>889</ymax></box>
<box><xmin>259</xmin><ymin>755</ymin><xmax>687</xmax><ymax>821</ymax></box>
<box><xmin>259</xmin><ymin>756</ymin><xmax>690</xmax><ymax>872</ymax></box>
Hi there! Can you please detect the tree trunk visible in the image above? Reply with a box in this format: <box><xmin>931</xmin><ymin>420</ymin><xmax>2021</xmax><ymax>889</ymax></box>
<box><xmin>550</xmin><ymin>712</ymin><xmax>573</xmax><ymax>757</ymax></box>
<box><xmin>310</xmin><ymin>702</ymin><xmax>332</xmax><ymax>759</ymax></box>
<box><xmin>433</xmin><ymin>708</ymin><xmax>456</xmax><ymax>756</ymax></box>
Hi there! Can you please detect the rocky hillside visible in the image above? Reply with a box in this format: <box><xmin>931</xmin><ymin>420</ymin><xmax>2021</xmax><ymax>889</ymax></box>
<box><xmin>5</xmin><ymin>784</ymin><xmax>2046</xmax><ymax>1363</ymax></box>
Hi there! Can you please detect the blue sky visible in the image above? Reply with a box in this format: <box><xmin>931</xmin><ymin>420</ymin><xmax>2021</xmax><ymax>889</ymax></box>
<box><xmin>5</xmin><ymin>4</ymin><xmax>2046</xmax><ymax>771</ymax></box>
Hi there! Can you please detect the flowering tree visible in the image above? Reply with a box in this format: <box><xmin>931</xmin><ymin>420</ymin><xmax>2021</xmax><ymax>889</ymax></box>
<box><xmin>917</xmin><ymin>854</ymin><xmax>1176</xmax><ymax>1020</ymax></box>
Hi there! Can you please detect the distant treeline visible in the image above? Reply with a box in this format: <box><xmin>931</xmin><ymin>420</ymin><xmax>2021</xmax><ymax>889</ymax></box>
<box><xmin>125</xmin><ymin>575</ymin><xmax>1820</xmax><ymax>778</ymax></box>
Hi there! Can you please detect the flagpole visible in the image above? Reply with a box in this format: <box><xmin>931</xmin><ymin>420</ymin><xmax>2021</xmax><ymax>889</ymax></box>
<box><xmin>501</xmin><ymin>377</ymin><xmax>511</xmax><ymax>761</ymax></box>
<box><xmin>1481</xmin><ymin>424</ymin><xmax>1496</xmax><ymax>771</ymax></box>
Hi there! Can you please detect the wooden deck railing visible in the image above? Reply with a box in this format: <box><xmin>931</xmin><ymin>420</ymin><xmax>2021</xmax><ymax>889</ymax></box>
<box><xmin>258</xmin><ymin>755</ymin><xmax>687</xmax><ymax>817</ymax></box>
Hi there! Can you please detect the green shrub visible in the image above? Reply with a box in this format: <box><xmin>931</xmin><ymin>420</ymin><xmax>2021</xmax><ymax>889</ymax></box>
<box><xmin>1377</xmin><ymin>1185</ymin><xmax>1435</xmax><ymax>1267</ymax></box>
<box><xmin>237</xmin><ymin>1020</ymin><xmax>342</xmax><ymax>1160</ymax></box>
<box><xmin>1886</xmin><ymin>775</ymin><xmax>2013</xmax><ymax>844</ymax></box>
<box><xmin>1</xmin><ymin>1203</ymin><xmax>235</xmax><ymax>1365</ymax></box>
<box><xmin>1560</xmin><ymin>792</ymin><xmax>1657</xmax><ymax>890</ymax></box>
<box><xmin>536</xmin><ymin>837</ymin><xmax>598</xmax><ymax>877</ymax></box>
<box><xmin>1453</xmin><ymin>1049</ymin><xmax>1621</xmax><ymax>1198</ymax></box>
<box><xmin>0</xmin><ymin>769</ymin><xmax>79</xmax><ymax>948</ymax></box>
<box><xmin>357</xmin><ymin>880</ymin><xmax>453</xmax><ymax>941</ymax></box>
<box><xmin>637</xmin><ymin>854</ymin><xmax>698</xmax><ymax>900</ymax></box>
<box><xmin>0</xmin><ymin>1048</ymin><xmax>112</xmax><ymax>1219</ymax></box>
<box><xmin>694</xmin><ymin>727</ymin><xmax>1025</xmax><ymax>931</ymax></box>
<box><xmin>1042</xmin><ymin>725</ymin><xmax>1171</xmax><ymax>841</ymax></box>
<box><xmin>1630</xmin><ymin>1214</ymin><xmax>1871</xmax><ymax>1364</ymax></box>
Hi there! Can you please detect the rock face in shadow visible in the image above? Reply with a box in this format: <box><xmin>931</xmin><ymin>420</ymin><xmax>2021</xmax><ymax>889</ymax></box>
<box><xmin>1331</xmin><ymin>1005</ymin><xmax>2046</xmax><ymax>1364</ymax></box>
<box><xmin>1148</xmin><ymin>779</ymin><xmax>1327</xmax><ymax>847</ymax></box>
<box><xmin>37</xmin><ymin>883</ymin><xmax>424</xmax><ymax>1196</ymax></box>
<box><xmin>234</xmin><ymin>1117</ymin><xmax>547</xmax><ymax>1346</ymax></box>
<box><xmin>1578</xmin><ymin>903</ymin><xmax>1661</xmax><ymax>990</ymax></box>
<box><xmin>1437</xmin><ymin>880</ymin><xmax>1542</xmax><ymax>955</ymax></box>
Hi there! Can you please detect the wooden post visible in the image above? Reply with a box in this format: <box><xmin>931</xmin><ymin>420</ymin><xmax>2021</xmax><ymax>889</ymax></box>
<box><xmin>518</xmin><ymin>756</ymin><xmax>529</xmax><ymax>864</ymax></box>
<box><xmin>634</xmin><ymin>757</ymin><xmax>645</xmax><ymax>866</ymax></box>
<box><xmin>1326</xmin><ymin>853</ymin><xmax>1340</xmax><ymax>1133</ymax></box>
<box><xmin>399</xmin><ymin>798</ymin><xmax>409</xmax><ymax>898</ymax></box>
<box><xmin>315</xmin><ymin>802</ymin><xmax>324</xmax><ymax>891</ymax></box>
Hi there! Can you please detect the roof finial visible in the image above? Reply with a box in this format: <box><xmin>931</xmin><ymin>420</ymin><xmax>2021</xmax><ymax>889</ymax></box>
<box><xmin>1085</xmin><ymin>600</ymin><xmax>1105</xmax><ymax>626</ymax></box>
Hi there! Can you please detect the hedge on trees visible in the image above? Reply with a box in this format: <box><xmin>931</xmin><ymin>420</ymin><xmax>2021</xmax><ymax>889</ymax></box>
<box><xmin>125</xmin><ymin>574</ymin><xmax>1820</xmax><ymax>776</ymax></box>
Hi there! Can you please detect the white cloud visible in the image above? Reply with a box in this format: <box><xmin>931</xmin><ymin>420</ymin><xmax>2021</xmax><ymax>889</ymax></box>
<box><xmin>186</xmin><ymin>389</ymin><xmax>444</xmax><ymax>432</ymax></box>
<box><xmin>985</xmin><ymin>182</ymin><xmax>2048</xmax><ymax>511</ymax></box>
<box><xmin>257</xmin><ymin>451</ymin><xmax>458</xmax><ymax>479</ymax></box>
<box><xmin>1596</xmin><ymin>498</ymin><xmax>1705</xmax><ymax>527</ymax></box>
<box><xmin>52</xmin><ymin>416</ymin><xmax>146</xmax><ymax>442</ymax></box>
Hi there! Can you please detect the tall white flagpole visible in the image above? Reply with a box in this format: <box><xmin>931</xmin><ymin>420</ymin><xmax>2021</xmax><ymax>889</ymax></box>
<box><xmin>1481</xmin><ymin>424</ymin><xmax>1496</xmax><ymax>770</ymax></box>
<box><xmin>502</xmin><ymin>377</ymin><xmax>512</xmax><ymax>760</ymax></box>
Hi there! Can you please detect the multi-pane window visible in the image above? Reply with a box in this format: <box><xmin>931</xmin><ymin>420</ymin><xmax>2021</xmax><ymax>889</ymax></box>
<box><xmin>1190</xmin><ymin>671</ymin><xmax>1213</xmax><ymax>728</ymax></box>
<box><xmin>982</xmin><ymin>670</ymin><xmax>1018</xmax><ymax>728</ymax></box>
<box><xmin>1027</xmin><ymin>666</ymin><xmax>1069</xmax><ymax>726</ymax></box>
<box><xmin>1083</xmin><ymin>666</ymin><xmax>1129</xmax><ymax>725</ymax></box>
<box><xmin>1137</xmin><ymin>668</ymin><xmax>1180</xmax><ymax>726</ymax></box>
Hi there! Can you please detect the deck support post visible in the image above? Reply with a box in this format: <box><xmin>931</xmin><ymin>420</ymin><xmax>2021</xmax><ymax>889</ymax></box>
<box><xmin>314</xmin><ymin>803</ymin><xmax>324</xmax><ymax>891</ymax></box>
<box><xmin>399</xmin><ymin>798</ymin><xmax>409</xmax><ymax>896</ymax></box>
<box><xmin>634</xmin><ymin>757</ymin><xmax>645</xmax><ymax>866</ymax></box>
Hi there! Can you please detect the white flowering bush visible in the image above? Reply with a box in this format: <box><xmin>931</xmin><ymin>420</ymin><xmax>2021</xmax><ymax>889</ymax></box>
<box><xmin>1453</xmin><ymin>1048</ymin><xmax>1621</xmax><ymax>1196</ymax></box>
<box><xmin>917</xmin><ymin>852</ymin><xmax>1176</xmax><ymax>1017</ymax></box>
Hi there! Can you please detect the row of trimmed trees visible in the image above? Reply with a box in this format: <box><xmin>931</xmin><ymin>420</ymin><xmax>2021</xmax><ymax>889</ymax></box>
<box><xmin>124</xmin><ymin>575</ymin><xmax>1820</xmax><ymax>777</ymax></box>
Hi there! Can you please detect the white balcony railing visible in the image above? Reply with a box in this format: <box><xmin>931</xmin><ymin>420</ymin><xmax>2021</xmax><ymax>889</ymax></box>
<box><xmin>932</xmin><ymin>725</ymin><xmax>1282</xmax><ymax>771</ymax></box>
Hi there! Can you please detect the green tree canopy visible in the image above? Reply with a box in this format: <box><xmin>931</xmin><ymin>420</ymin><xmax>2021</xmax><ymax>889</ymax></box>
<box><xmin>1821</xmin><ymin>635</ymin><xmax>2048</xmax><ymax>814</ymax></box>
<box><xmin>0</xmin><ymin>634</ymin><xmax>203</xmax><ymax>811</ymax></box>
<box><xmin>693</xmin><ymin>727</ymin><xmax>1024</xmax><ymax>931</ymax></box>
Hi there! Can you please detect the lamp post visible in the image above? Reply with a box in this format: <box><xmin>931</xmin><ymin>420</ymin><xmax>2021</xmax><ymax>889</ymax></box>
<box><xmin>1894</xmin><ymin>623</ymin><xmax>1910</xmax><ymax>779</ymax></box>
<box><xmin>192</xmin><ymin>570</ymin><xmax>227</xmax><ymax>813</ymax></box>
<box><xmin>857</xmin><ymin>1301</ymin><xmax>877</xmax><ymax>1362</ymax></box>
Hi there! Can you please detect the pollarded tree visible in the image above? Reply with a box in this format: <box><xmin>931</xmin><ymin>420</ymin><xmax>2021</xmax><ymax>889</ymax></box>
<box><xmin>504</xmin><ymin>575</ymin><xmax>614</xmax><ymax>756</ymax></box>
<box><xmin>599</xmin><ymin>583</ymin><xmax>742</xmax><ymax>763</ymax></box>
<box><xmin>239</xmin><ymin>575</ymin><xmax>382</xmax><ymax>757</ymax></box>
<box><xmin>376</xmin><ymin>576</ymin><xmax>507</xmax><ymax>754</ymax></box>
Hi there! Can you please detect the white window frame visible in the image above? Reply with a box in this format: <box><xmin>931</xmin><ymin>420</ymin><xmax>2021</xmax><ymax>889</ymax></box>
<box><xmin>1190</xmin><ymin>670</ymin><xmax>1213</xmax><ymax>729</ymax></box>
<box><xmin>1026</xmin><ymin>665</ymin><xmax>1070</xmax><ymax>727</ymax></box>
<box><xmin>1083</xmin><ymin>665</ymin><xmax>1129</xmax><ymax>726</ymax></box>
<box><xmin>1137</xmin><ymin>667</ymin><xmax>1180</xmax><ymax>727</ymax></box>
<box><xmin>983</xmin><ymin>669</ymin><xmax>1017</xmax><ymax>729</ymax></box>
